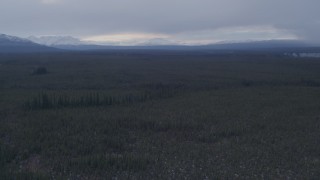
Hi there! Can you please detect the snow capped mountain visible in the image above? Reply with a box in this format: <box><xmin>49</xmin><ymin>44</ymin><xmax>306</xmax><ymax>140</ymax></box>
<box><xmin>28</xmin><ymin>36</ymin><xmax>86</xmax><ymax>46</ymax></box>
<box><xmin>0</xmin><ymin>33</ymin><xmax>59</xmax><ymax>53</ymax></box>
<box><xmin>1</xmin><ymin>33</ymin><xmax>312</xmax><ymax>52</ymax></box>
<box><xmin>0</xmin><ymin>34</ymin><xmax>31</xmax><ymax>43</ymax></box>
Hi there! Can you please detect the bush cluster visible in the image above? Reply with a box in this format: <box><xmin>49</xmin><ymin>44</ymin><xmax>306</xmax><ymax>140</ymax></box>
<box><xmin>31</xmin><ymin>67</ymin><xmax>47</xmax><ymax>75</ymax></box>
<box><xmin>25</xmin><ymin>87</ymin><xmax>183</xmax><ymax>110</ymax></box>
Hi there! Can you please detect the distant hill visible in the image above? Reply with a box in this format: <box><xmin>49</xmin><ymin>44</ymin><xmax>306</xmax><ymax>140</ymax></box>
<box><xmin>52</xmin><ymin>40</ymin><xmax>312</xmax><ymax>52</ymax></box>
<box><xmin>3</xmin><ymin>33</ymin><xmax>319</xmax><ymax>54</ymax></box>
<box><xmin>27</xmin><ymin>36</ymin><xmax>85</xmax><ymax>46</ymax></box>
<box><xmin>197</xmin><ymin>40</ymin><xmax>308</xmax><ymax>50</ymax></box>
<box><xmin>0</xmin><ymin>34</ymin><xmax>59</xmax><ymax>53</ymax></box>
<box><xmin>25</xmin><ymin>35</ymin><xmax>309</xmax><ymax>51</ymax></box>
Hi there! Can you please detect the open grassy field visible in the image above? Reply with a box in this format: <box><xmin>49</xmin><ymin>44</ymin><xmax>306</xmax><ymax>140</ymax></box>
<box><xmin>0</xmin><ymin>51</ymin><xmax>320</xmax><ymax>179</ymax></box>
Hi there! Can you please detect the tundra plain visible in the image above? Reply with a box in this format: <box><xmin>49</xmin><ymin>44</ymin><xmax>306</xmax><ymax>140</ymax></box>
<box><xmin>0</xmin><ymin>51</ymin><xmax>319</xmax><ymax>179</ymax></box>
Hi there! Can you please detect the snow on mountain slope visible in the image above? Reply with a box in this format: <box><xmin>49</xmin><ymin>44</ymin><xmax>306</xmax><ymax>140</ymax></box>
<box><xmin>0</xmin><ymin>34</ymin><xmax>59</xmax><ymax>53</ymax></box>
<box><xmin>28</xmin><ymin>36</ymin><xmax>85</xmax><ymax>46</ymax></box>
<box><xmin>0</xmin><ymin>34</ymin><xmax>31</xmax><ymax>43</ymax></box>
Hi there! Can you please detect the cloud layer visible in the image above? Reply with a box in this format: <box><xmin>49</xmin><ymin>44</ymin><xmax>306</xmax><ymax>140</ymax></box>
<box><xmin>1</xmin><ymin>0</ymin><xmax>319</xmax><ymax>44</ymax></box>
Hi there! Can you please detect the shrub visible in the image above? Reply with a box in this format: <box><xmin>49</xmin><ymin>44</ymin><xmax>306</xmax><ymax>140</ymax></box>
<box><xmin>24</xmin><ymin>86</ymin><xmax>185</xmax><ymax>110</ymax></box>
<box><xmin>32</xmin><ymin>67</ymin><xmax>47</xmax><ymax>75</ymax></box>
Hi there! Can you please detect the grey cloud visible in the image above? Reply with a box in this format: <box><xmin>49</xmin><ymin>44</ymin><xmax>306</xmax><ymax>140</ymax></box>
<box><xmin>0</xmin><ymin>0</ymin><xmax>319</xmax><ymax>43</ymax></box>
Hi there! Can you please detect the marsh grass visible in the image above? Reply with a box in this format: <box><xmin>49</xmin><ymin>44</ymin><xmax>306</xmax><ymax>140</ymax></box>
<box><xmin>0</xmin><ymin>52</ymin><xmax>320</xmax><ymax>179</ymax></box>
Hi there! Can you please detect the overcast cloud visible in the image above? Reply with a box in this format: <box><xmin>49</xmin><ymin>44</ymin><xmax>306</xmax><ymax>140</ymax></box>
<box><xmin>0</xmin><ymin>0</ymin><xmax>319</xmax><ymax>44</ymax></box>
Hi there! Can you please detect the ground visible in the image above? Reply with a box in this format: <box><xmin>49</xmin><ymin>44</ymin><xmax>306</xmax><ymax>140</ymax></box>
<box><xmin>0</xmin><ymin>52</ymin><xmax>319</xmax><ymax>179</ymax></box>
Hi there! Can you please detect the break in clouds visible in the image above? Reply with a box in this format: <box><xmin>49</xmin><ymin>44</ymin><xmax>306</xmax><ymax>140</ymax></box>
<box><xmin>1</xmin><ymin>0</ymin><xmax>319</xmax><ymax>44</ymax></box>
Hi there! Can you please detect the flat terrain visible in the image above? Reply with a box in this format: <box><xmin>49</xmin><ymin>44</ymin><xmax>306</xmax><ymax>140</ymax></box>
<box><xmin>0</xmin><ymin>52</ymin><xmax>320</xmax><ymax>179</ymax></box>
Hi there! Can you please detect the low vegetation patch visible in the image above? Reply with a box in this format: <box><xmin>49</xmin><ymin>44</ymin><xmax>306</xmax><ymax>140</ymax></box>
<box><xmin>25</xmin><ymin>87</ymin><xmax>183</xmax><ymax>110</ymax></box>
<box><xmin>31</xmin><ymin>67</ymin><xmax>47</xmax><ymax>75</ymax></box>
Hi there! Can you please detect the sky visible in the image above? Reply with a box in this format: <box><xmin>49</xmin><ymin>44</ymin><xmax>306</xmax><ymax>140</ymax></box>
<box><xmin>1</xmin><ymin>0</ymin><xmax>320</xmax><ymax>45</ymax></box>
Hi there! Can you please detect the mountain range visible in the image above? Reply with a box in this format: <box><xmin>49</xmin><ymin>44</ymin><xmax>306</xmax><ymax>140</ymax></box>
<box><xmin>0</xmin><ymin>34</ymin><xmax>58</xmax><ymax>53</ymax></box>
<box><xmin>27</xmin><ymin>36</ymin><xmax>85</xmax><ymax>46</ymax></box>
<box><xmin>1</xmin><ymin>33</ymin><xmax>320</xmax><ymax>53</ymax></box>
